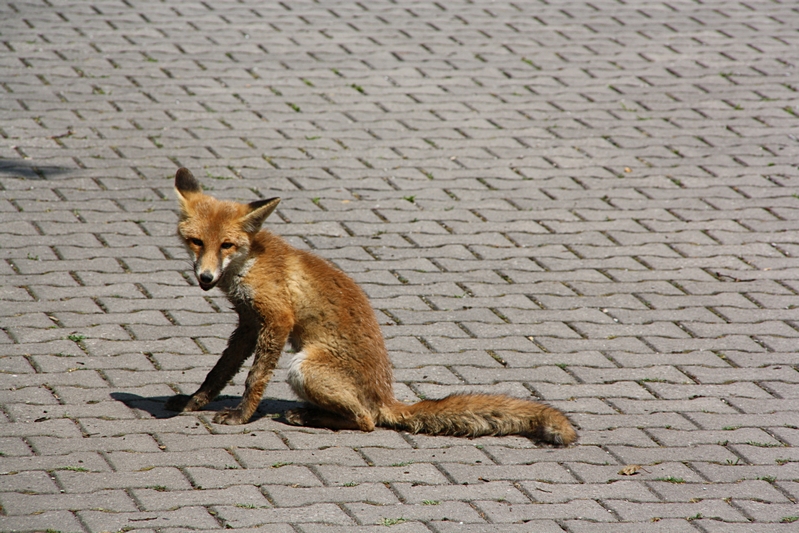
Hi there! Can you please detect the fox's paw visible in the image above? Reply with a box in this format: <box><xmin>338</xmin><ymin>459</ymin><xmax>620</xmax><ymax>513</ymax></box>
<box><xmin>213</xmin><ymin>408</ymin><xmax>248</xmax><ymax>425</ymax></box>
<box><xmin>165</xmin><ymin>394</ymin><xmax>195</xmax><ymax>412</ymax></box>
<box><xmin>283</xmin><ymin>408</ymin><xmax>308</xmax><ymax>426</ymax></box>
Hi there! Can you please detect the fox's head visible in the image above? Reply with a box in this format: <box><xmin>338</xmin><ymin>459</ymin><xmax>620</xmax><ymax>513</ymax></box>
<box><xmin>174</xmin><ymin>168</ymin><xmax>280</xmax><ymax>291</ymax></box>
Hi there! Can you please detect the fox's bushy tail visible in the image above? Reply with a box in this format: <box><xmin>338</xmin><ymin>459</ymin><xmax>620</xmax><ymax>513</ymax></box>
<box><xmin>380</xmin><ymin>393</ymin><xmax>577</xmax><ymax>446</ymax></box>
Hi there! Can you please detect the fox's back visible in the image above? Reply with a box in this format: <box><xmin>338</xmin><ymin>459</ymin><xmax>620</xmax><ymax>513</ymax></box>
<box><xmin>239</xmin><ymin>229</ymin><xmax>395</xmax><ymax>404</ymax></box>
<box><xmin>241</xmin><ymin>231</ymin><xmax>388</xmax><ymax>355</ymax></box>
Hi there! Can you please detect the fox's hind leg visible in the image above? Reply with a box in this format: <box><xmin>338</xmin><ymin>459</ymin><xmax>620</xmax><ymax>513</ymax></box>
<box><xmin>284</xmin><ymin>406</ymin><xmax>366</xmax><ymax>431</ymax></box>
<box><xmin>285</xmin><ymin>345</ymin><xmax>376</xmax><ymax>432</ymax></box>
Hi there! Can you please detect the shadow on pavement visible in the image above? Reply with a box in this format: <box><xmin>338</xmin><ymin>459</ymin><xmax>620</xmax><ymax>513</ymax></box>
<box><xmin>111</xmin><ymin>392</ymin><xmax>303</xmax><ymax>423</ymax></box>
<box><xmin>0</xmin><ymin>160</ymin><xmax>73</xmax><ymax>179</ymax></box>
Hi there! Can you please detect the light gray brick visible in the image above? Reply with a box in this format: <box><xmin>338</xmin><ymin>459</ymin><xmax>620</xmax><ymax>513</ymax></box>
<box><xmin>2</xmin><ymin>0</ymin><xmax>798</xmax><ymax>530</ymax></box>
<box><xmin>215</xmin><ymin>503</ymin><xmax>354</xmax><ymax>527</ymax></box>
<box><xmin>132</xmin><ymin>485</ymin><xmax>270</xmax><ymax>512</ymax></box>
<box><xmin>0</xmin><ymin>489</ymin><xmax>138</xmax><ymax>515</ymax></box>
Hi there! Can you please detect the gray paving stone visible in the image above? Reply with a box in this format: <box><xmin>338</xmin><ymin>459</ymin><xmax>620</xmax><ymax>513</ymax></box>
<box><xmin>154</xmin><ymin>431</ymin><xmax>288</xmax><ymax>452</ymax></box>
<box><xmin>0</xmin><ymin>436</ymin><xmax>33</xmax><ymax>457</ymax></box>
<box><xmin>132</xmin><ymin>485</ymin><xmax>270</xmax><ymax>512</ymax></box>
<box><xmin>441</xmin><ymin>463</ymin><xmax>578</xmax><ymax>485</ymax></box>
<box><xmin>184</xmin><ymin>465</ymin><xmax>323</xmax><ymax>489</ymax></box>
<box><xmin>688</xmin><ymin>412</ymin><xmax>799</xmax><ymax>431</ymax></box>
<box><xmin>693</xmin><ymin>462</ymin><xmax>799</xmax><ymax>483</ymax></box>
<box><xmin>297</xmin><ymin>523</ymin><xmax>430</xmax><ymax>533</ymax></box>
<box><xmin>478</xmin><ymin>499</ymin><xmax>615</xmax><ymax>522</ymax></box>
<box><xmin>216</xmin><ymin>503</ymin><xmax>354</xmax><ymax>527</ymax></box>
<box><xmin>393</xmin><ymin>480</ymin><xmax>530</xmax><ymax>505</ymax></box>
<box><xmin>353</xmin><ymin>500</ymin><xmax>487</xmax><ymax>525</ymax></box>
<box><xmin>264</xmin><ymin>483</ymin><xmax>400</xmax><ymax>507</ymax></box>
<box><xmin>0</xmin><ymin>488</ymin><xmax>138</xmax><ymax>515</ymax></box>
<box><xmin>566</xmin><ymin>461</ymin><xmax>708</xmax><ymax>485</ymax></box>
<box><xmin>730</xmin><ymin>444</ymin><xmax>799</xmax><ymax>466</ymax></box>
<box><xmin>647</xmin><ymin>427</ymin><xmax>783</xmax><ymax>447</ymax></box>
<box><xmin>697</xmin><ymin>523</ymin><xmax>799</xmax><ymax>533</ymax></box>
<box><xmin>79</xmin><ymin>506</ymin><xmax>220</xmax><ymax>532</ymax></box>
<box><xmin>105</xmin><ymin>449</ymin><xmax>241</xmax><ymax>471</ymax></box>
<box><xmin>0</xmin><ymin>450</ymin><xmax>110</xmax><ymax>473</ymax></box>
<box><xmin>0</xmin><ymin>469</ymin><xmax>61</xmax><ymax>494</ymax></box>
<box><xmin>280</xmin><ymin>428</ymin><xmax>413</xmax><ymax>450</ymax></box>
<box><xmin>578</xmin><ymin>428</ymin><xmax>659</xmax><ymax>447</ymax></box>
<box><xmin>315</xmin><ymin>463</ymin><xmax>450</xmax><ymax>486</ymax></box>
<box><xmin>2</xmin><ymin>0</ymin><xmax>798</xmax><ymax>529</ymax></box>
<box><xmin>563</xmin><ymin>518</ymin><xmax>699</xmax><ymax>532</ymax></box>
<box><xmin>54</xmin><ymin>466</ymin><xmax>193</xmax><ymax>493</ymax></box>
<box><xmin>6</xmin><ymin>400</ymin><xmax>137</xmax><ymax>422</ymax></box>
<box><xmin>649</xmin><ymin>479</ymin><xmax>791</xmax><ymax>503</ymax></box>
<box><xmin>434</xmin><ymin>524</ymin><xmax>568</xmax><ymax>533</ymax></box>
<box><xmin>520</xmin><ymin>479</ymin><xmax>657</xmax><ymax>504</ymax></box>
<box><xmin>0</xmin><ymin>510</ymin><xmax>85</xmax><ymax>533</ymax></box>
<box><xmin>235</xmin><ymin>447</ymin><xmax>368</xmax><ymax>468</ymax></box>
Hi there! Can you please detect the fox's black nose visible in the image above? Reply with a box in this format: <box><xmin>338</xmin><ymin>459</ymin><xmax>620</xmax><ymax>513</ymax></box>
<box><xmin>199</xmin><ymin>272</ymin><xmax>214</xmax><ymax>284</ymax></box>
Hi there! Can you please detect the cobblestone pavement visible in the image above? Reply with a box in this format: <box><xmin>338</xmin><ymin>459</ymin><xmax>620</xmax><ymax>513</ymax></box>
<box><xmin>1</xmin><ymin>0</ymin><xmax>798</xmax><ymax>531</ymax></box>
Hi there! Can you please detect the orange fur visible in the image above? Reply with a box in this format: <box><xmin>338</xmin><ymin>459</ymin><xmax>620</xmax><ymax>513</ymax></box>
<box><xmin>167</xmin><ymin>168</ymin><xmax>577</xmax><ymax>446</ymax></box>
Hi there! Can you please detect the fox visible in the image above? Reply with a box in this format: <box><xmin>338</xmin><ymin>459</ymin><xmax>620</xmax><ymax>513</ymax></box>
<box><xmin>166</xmin><ymin>167</ymin><xmax>577</xmax><ymax>445</ymax></box>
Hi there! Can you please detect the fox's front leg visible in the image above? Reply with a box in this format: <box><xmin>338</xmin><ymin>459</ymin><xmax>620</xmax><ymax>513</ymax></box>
<box><xmin>213</xmin><ymin>326</ymin><xmax>287</xmax><ymax>425</ymax></box>
<box><xmin>165</xmin><ymin>324</ymin><xmax>258</xmax><ymax>413</ymax></box>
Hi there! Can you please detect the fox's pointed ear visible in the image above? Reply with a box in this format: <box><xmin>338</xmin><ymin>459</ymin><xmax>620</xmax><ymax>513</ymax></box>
<box><xmin>241</xmin><ymin>197</ymin><xmax>280</xmax><ymax>233</ymax></box>
<box><xmin>174</xmin><ymin>168</ymin><xmax>203</xmax><ymax>217</ymax></box>
<box><xmin>175</xmin><ymin>168</ymin><xmax>202</xmax><ymax>199</ymax></box>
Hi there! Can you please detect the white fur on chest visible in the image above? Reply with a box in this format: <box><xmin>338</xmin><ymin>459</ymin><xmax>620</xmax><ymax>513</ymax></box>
<box><xmin>222</xmin><ymin>257</ymin><xmax>256</xmax><ymax>303</ymax></box>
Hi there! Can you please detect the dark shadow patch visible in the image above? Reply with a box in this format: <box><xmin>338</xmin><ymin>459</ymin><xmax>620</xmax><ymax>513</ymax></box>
<box><xmin>0</xmin><ymin>160</ymin><xmax>73</xmax><ymax>180</ymax></box>
<box><xmin>110</xmin><ymin>392</ymin><xmax>302</xmax><ymax>423</ymax></box>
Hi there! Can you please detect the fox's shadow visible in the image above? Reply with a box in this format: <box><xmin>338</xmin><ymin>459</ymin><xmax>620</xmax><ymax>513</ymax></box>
<box><xmin>111</xmin><ymin>392</ymin><xmax>303</xmax><ymax>424</ymax></box>
<box><xmin>0</xmin><ymin>161</ymin><xmax>74</xmax><ymax>180</ymax></box>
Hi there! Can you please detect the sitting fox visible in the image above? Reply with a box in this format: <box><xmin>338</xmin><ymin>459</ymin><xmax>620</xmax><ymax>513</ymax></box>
<box><xmin>166</xmin><ymin>168</ymin><xmax>577</xmax><ymax>445</ymax></box>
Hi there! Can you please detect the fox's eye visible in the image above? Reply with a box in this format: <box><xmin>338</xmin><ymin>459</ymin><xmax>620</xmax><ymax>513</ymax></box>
<box><xmin>189</xmin><ymin>238</ymin><xmax>203</xmax><ymax>247</ymax></box>
<box><xmin>220</xmin><ymin>242</ymin><xmax>235</xmax><ymax>250</ymax></box>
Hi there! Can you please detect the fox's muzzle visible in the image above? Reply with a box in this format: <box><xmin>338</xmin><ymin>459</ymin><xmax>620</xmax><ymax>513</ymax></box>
<box><xmin>197</xmin><ymin>270</ymin><xmax>219</xmax><ymax>290</ymax></box>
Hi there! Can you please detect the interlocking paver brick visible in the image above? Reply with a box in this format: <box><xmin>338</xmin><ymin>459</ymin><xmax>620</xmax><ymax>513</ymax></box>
<box><xmin>296</xmin><ymin>524</ymin><xmax>430</xmax><ymax>533</ymax></box>
<box><xmin>154</xmin><ymin>431</ymin><xmax>288</xmax><ymax>452</ymax></box>
<box><xmin>566</xmin><ymin>461</ymin><xmax>708</xmax><ymax>485</ymax></box>
<box><xmin>605</xmin><ymin>499</ymin><xmax>748</xmax><ymax>522</ymax></box>
<box><xmin>393</xmin><ymin>480</ymin><xmax>530</xmax><ymax>505</ymax></box>
<box><xmin>0</xmin><ymin>511</ymin><xmax>85</xmax><ymax>533</ymax></box>
<box><xmin>315</xmin><ymin>462</ymin><xmax>450</xmax><ymax>486</ymax></box>
<box><xmin>693</xmin><ymin>462</ymin><xmax>799</xmax><ymax>483</ymax></box>
<box><xmin>441</xmin><ymin>462</ymin><xmax>578</xmax><ymax>485</ymax></box>
<box><xmin>2</xmin><ymin>0</ymin><xmax>798</xmax><ymax>530</ymax></box>
<box><xmin>264</xmin><ymin>483</ymin><xmax>399</xmax><ymax>507</ymax></box>
<box><xmin>578</xmin><ymin>428</ymin><xmax>659</xmax><ymax>447</ymax></box>
<box><xmin>185</xmin><ymin>465</ymin><xmax>323</xmax><ymax>490</ymax></box>
<box><xmin>0</xmin><ymin>450</ymin><xmax>109</xmax><ymax>473</ymax></box>
<box><xmin>730</xmin><ymin>444</ymin><xmax>799</xmax><ymax>466</ymax></box>
<box><xmin>215</xmin><ymin>503</ymin><xmax>354</xmax><ymax>527</ymax></box>
<box><xmin>697</xmin><ymin>523</ymin><xmax>799</xmax><ymax>533</ymax></box>
<box><xmin>352</xmin><ymin>501</ymin><xmax>486</xmax><ymax>526</ymax></box>
<box><xmin>0</xmin><ymin>470</ymin><xmax>61</xmax><ymax>494</ymax></box>
<box><xmin>436</xmin><ymin>524</ymin><xmax>574</xmax><ymax>533</ymax></box>
<box><xmin>648</xmin><ymin>479</ymin><xmax>791</xmax><ymax>503</ymax></box>
<box><xmin>235</xmin><ymin>447</ymin><xmax>367</xmax><ymax>468</ymax></box>
<box><xmin>79</xmin><ymin>506</ymin><xmax>220</xmax><ymax>532</ymax></box>
<box><xmin>132</xmin><ymin>485</ymin><xmax>270</xmax><ymax>512</ymax></box>
<box><xmin>54</xmin><ymin>466</ymin><xmax>193</xmax><ymax>493</ymax></box>
<box><xmin>105</xmin><ymin>449</ymin><xmax>241</xmax><ymax>471</ymax></box>
<box><xmin>478</xmin><ymin>499</ymin><xmax>615</xmax><ymax>522</ymax></box>
<box><xmin>0</xmin><ymin>488</ymin><xmax>138</xmax><ymax>515</ymax></box>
